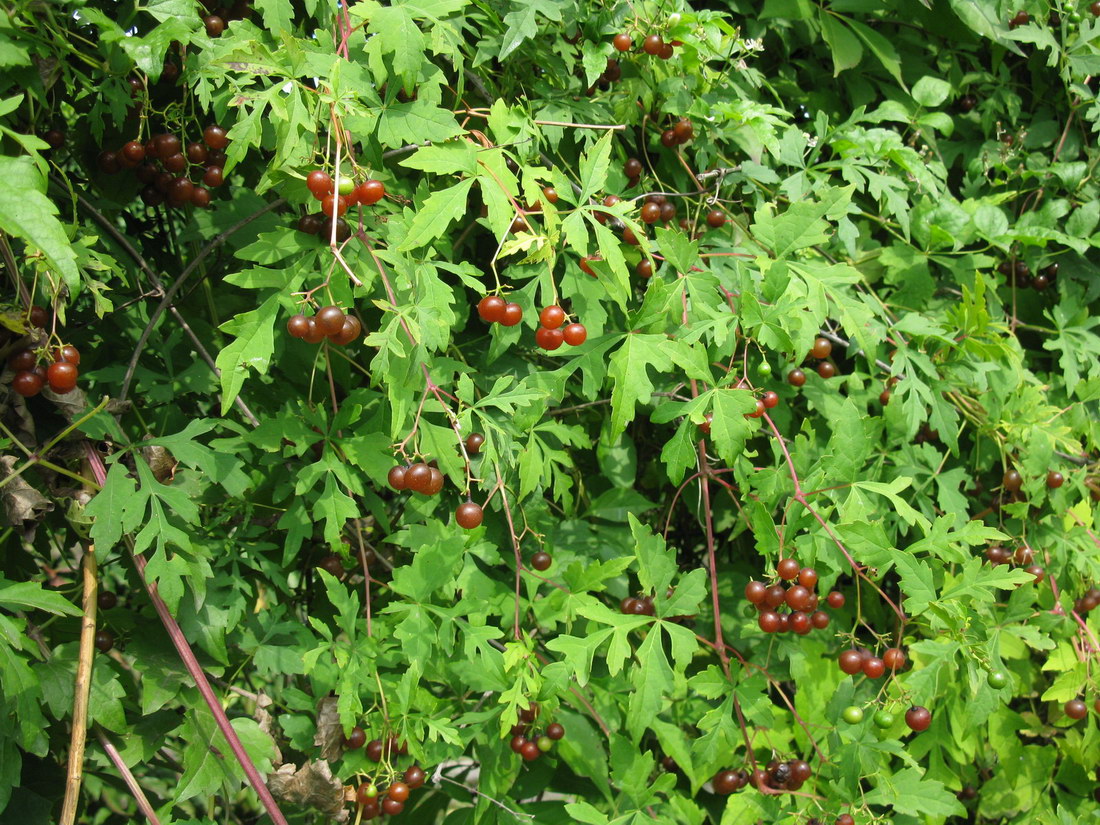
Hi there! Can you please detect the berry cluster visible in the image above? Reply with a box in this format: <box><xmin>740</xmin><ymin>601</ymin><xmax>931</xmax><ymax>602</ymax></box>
<box><xmin>788</xmin><ymin>337</ymin><xmax>838</xmax><ymax>387</ymax></box>
<box><xmin>841</xmin><ymin>704</ymin><xmax>930</xmax><ymax>733</ymax></box>
<box><xmin>535</xmin><ymin>305</ymin><xmax>587</xmax><ymax>350</ymax></box>
<box><xmin>744</xmin><ymin>562</ymin><xmax>838</xmax><ymax>635</ymax></box>
<box><xmin>982</xmin><ymin>544</ymin><xmax>1044</xmax><ymax>582</ymax></box>
<box><xmin>98</xmin><ymin>126</ymin><xmax>228</xmax><ymax>209</ymax></box>
<box><xmin>200</xmin><ymin>0</ymin><xmax>252</xmax><ymax>37</ymax></box>
<box><xmin>1073</xmin><ymin>585</ymin><xmax>1100</xmax><ymax>614</ymax></box>
<box><xmin>658</xmin><ymin>117</ymin><xmax>694</xmax><ymax>150</ymax></box>
<box><xmin>508</xmin><ymin>703</ymin><xmax>565</xmax><ymax>762</ymax></box>
<box><xmin>342</xmin><ymin>733</ymin><xmax>426</xmax><ymax>820</ymax></box>
<box><xmin>837</xmin><ymin>646</ymin><xmax>906</xmax><ymax>680</ymax></box>
<box><xmin>997</xmin><ymin>259</ymin><xmax>1058</xmax><ymax>291</ymax></box>
<box><xmin>9</xmin><ymin>340</ymin><xmax>81</xmax><ymax>398</ymax></box>
<box><xmin>610</xmin><ymin>30</ymin><xmax>680</xmax><ymax>60</ymax></box>
<box><xmin>476</xmin><ymin>295</ymin><xmax>523</xmax><ymax>327</ymax></box>
<box><xmin>387</xmin><ymin>462</ymin><xmax>445</xmax><ymax>496</ymax></box>
<box><xmin>286</xmin><ymin>306</ymin><xmax>362</xmax><ymax>346</ymax></box>
<box><xmin>305</xmin><ymin>170</ymin><xmax>385</xmax><ymax>216</ymax></box>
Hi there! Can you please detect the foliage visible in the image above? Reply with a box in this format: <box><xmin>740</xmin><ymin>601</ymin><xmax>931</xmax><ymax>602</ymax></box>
<box><xmin>2</xmin><ymin>0</ymin><xmax>1100</xmax><ymax>824</ymax></box>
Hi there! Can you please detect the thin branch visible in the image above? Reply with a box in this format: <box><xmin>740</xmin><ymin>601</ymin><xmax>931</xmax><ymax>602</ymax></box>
<box><xmin>118</xmin><ymin>198</ymin><xmax>287</xmax><ymax>404</ymax></box>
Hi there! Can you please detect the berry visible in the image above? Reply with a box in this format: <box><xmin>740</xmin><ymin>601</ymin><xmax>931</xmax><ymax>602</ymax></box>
<box><xmin>94</xmin><ymin>629</ymin><xmax>116</xmax><ymax>652</ymax></box>
<box><xmin>788</xmin><ymin>368</ymin><xmax>806</xmax><ymax>387</ymax></box>
<box><xmin>425</xmin><ymin>467</ymin><xmax>444</xmax><ymax>496</ymax></box>
<box><xmin>562</xmin><ymin>323</ymin><xmax>587</xmax><ymax>346</ymax></box>
<box><xmin>387</xmin><ymin>782</ymin><xmax>410</xmax><ymax>802</ymax></box>
<box><xmin>312</xmin><ymin>306</ymin><xmax>344</xmax><ymax>336</ymax></box>
<box><xmin>287</xmin><ymin>314</ymin><xmax>310</xmax><ymax>338</ymax></box>
<box><xmin>579</xmin><ymin>256</ymin><xmax>598</xmax><ymax>277</ymax></box>
<box><xmin>204</xmin><ymin>15</ymin><xmax>225</xmax><ymax>36</ymax></box>
<box><xmin>510</xmin><ymin>734</ymin><xmax>528</xmax><ymax>753</ymax></box>
<box><xmin>699</xmin><ymin>412</ymin><xmax>713</xmax><ymax>435</ymax></box>
<box><xmin>841</xmin><ymin>705</ymin><xmax>864</xmax><ymax>724</ymax></box>
<box><xmin>785</xmin><ymin>585</ymin><xmax>810</xmax><ymax>611</ymax></box>
<box><xmin>186</xmin><ymin>142</ymin><xmax>208</xmax><ymax>164</ymax></box>
<box><xmin>404</xmin><ymin>765</ymin><xmax>426</xmax><ymax>788</ymax></box>
<box><xmin>797</xmin><ymin>567</ymin><xmax>817</xmax><ymax>588</ymax></box>
<box><xmin>817</xmin><ymin>361</ymin><xmax>836</xmax><ymax>379</ymax></box>
<box><xmin>153</xmin><ymin>133</ymin><xmax>181</xmax><ymax>159</ymax></box>
<box><xmin>862</xmin><ymin>657</ymin><xmax>885</xmax><ymax>679</ymax></box>
<box><xmin>745</xmin><ymin>581</ymin><xmax>766</xmax><ymax>603</ymax></box>
<box><xmin>1003</xmin><ymin>469</ymin><xmax>1023</xmax><ymax>492</ymax></box>
<box><xmin>536</xmin><ymin>735</ymin><xmax>553</xmax><ymax>752</ymax></box>
<box><xmin>13</xmin><ymin>370</ymin><xmax>43</xmax><ymax>397</ymax></box>
<box><xmin>873</xmin><ymin>710</ymin><xmax>895</xmax><ymax>729</ymax></box>
<box><xmin>810</xmin><ymin>337</ymin><xmax>832</xmax><ymax>359</ymax></box>
<box><xmin>660</xmin><ymin>129</ymin><xmax>678</xmax><ymax>148</ymax></box>
<box><xmin>330</xmin><ymin>316</ymin><xmax>362</xmax><ymax>346</ymax></box>
<box><xmin>810</xmin><ymin>610</ymin><xmax>829</xmax><ymax>629</ymax></box>
<box><xmin>345</xmin><ymin>726</ymin><xmax>366</xmax><ymax>749</ymax></box>
<box><xmin>747</xmin><ymin>399</ymin><xmax>765</xmax><ymax>419</ymax></box>
<box><xmin>535</xmin><ymin>326</ymin><xmax>565</xmax><ymax>351</ymax></box>
<box><xmin>658</xmin><ymin>42</ymin><xmax>674</xmax><ymax>59</ymax></box>
<box><xmin>836</xmin><ymin>817</ymin><xmax>854</xmax><ymax>825</ymax></box>
<box><xmin>624</xmin><ymin>158</ymin><xmax>643</xmax><ymax>178</ymax></box>
<box><xmin>1065</xmin><ymin>699</ymin><xmax>1088</xmax><ymax>720</ymax></box>
<box><xmin>320</xmin><ymin>194</ymin><xmax>348</xmax><ymax>216</ymax></box>
<box><xmin>531</xmin><ymin>551</ymin><xmax>552</xmax><ymax>571</ymax></box>
<box><xmin>365</xmin><ymin>739</ymin><xmax>384</xmax><ymax>761</ymax></box>
<box><xmin>713</xmin><ymin>769</ymin><xmax>738</xmax><ymax>794</ymax></box>
<box><xmin>790</xmin><ymin>611</ymin><xmax>811</xmax><ymax>634</ymax></box>
<box><xmin>121</xmin><ymin>140</ymin><xmax>145</xmax><ymax>163</ymax></box>
<box><xmin>1027</xmin><ymin>564</ymin><xmax>1045</xmax><ymax>582</ymax></box>
<box><xmin>758</xmin><ymin>610</ymin><xmax>781</xmax><ymax>633</ymax></box>
<box><xmin>357</xmin><ymin>784</ymin><xmax>378</xmax><ymax>804</ymax></box>
<box><xmin>321</xmin><ymin>216</ymin><xmax>352</xmax><ymax>243</ymax></box>
<box><xmin>456</xmin><ymin>501</ymin><xmax>484</xmax><ymax>529</ymax></box>
<box><xmin>307</xmin><ymin>170</ymin><xmax>333</xmax><ymax>198</ymax></box>
<box><xmin>97</xmin><ymin>590</ymin><xmax>118</xmax><ymax>610</ymax></box>
<box><xmin>882</xmin><ymin>648</ymin><xmax>906</xmax><ymax>670</ymax></box>
<box><xmin>838</xmin><ymin>649</ymin><xmax>863</xmax><ymax>675</ymax></box>
<box><xmin>546</xmin><ymin>722</ymin><xmax>564</xmax><ymax>740</ymax></box>
<box><xmin>539</xmin><ymin>305</ymin><xmax>565</xmax><ymax>329</ymax></box>
<box><xmin>827</xmin><ymin>591</ymin><xmax>845</xmax><ymax>608</ymax></box>
<box><xmin>905</xmin><ymin>705</ymin><xmax>932</xmax><ymax>732</ymax></box>
<box><xmin>699</xmin><ymin>209</ymin><xmax>725</xmax><ymax>231</ymax></box>
<box><xmin>191</xmin><ymin>186</ymin><xmax>212</xmax><ymax>208</ymax></box>
<box><xmin>613</xmin><ymin>32</ymin><xmax>633</xmax><ymax>51</ymax></box>
<box><xmin>640</xmin><ymin>202</ymin><xmax>661</xmax><ymax>223</ymax></box>
<box><xmin>542</xmin><ymin>186</ymin><xmax>559</xmax><ymax>204</ymax></box>
<box><xmin>357</xmin><ymin>179</ymin><xmax>385</xmax><ymax>205</ymax></box>
<box><xmin>47</xmin><ymin>361</ymin><xmax>78</xmax><ymax>393</ymax></box>
<box><xmin>387</xmin><ymin>465</ymin><xmax>408</xmax><ymax>490</ymax></box>
<box><xmin>764</xmin><ymin>584</ymin><xmax>786</xmax><ymax>608</ymax></box>
<box><xmin>987</xmin><ymin>671</ymin><xmax>1008</xmax><ymax>689</ymax></box>
<box><xmin>478</xmin><ymin>295</ymin><xmax>507</xmax><ymax>324</ymax></box>
<box><xmin>297</xmin><ymin>214</ymin><xmax>321</xmax><ymax>237</ymax></box>
<box><xmin>465</xmin><ymin>433</ymin><xmax>485</xmax><ymax>454</ymax></box>
<box><xmin>637</xmin><ymin>259</ymin><xmax>653</xmax><ymax>279</ymax></box>
<box><xmin>1047</xmin><ymin>470</ymin><xmax>1064</xmax><ymax>489</ymax></box>
<box><xmin>777</xmin><ymin>558</ymin><xmax>800</xmax><ymax>580</ymax></box>
<box><xmin>404</xmin><ymin>463</ymin><xmax>432</xmax><ymax>493</ymax></box>
<box><xmin>672</xmin><ymin>119</ymin><xmax>693</xmax><ymax>143</ymax></box>
<box><xmin>520</xmin><ymin>741</ymin><xmax>540</xmax><ymax>761</ymax></box>
<box><xmin>381</xmin><ymin>798</ymin><xmax>404</xmax><ymax>816</ymax></box>
<box><xmin>28</xmin><ymin>306</ymin><xmax>48</xmax><ymax>328</ymax></box>
<box><xmin>500</xmin><ymin>303</ymin><xmax>523</xmax><ymax>326</ymax></box>
<box><xmin>642</xmin><ymin>34</ymin><xmax>664</xmax><ymax>55</ymax></box>
<box><xmin>203</xmin><ymin>166</ymin><xmax>225</xmax><ymax>187</ymax></box>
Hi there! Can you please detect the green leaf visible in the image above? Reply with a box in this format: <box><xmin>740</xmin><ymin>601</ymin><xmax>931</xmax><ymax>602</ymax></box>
<box><xmin>863</xmin><ymin>767</ymin><xmax>965</xmax><ymax>818</ymax></box>
<box><xmin>0</xmin><ymin>579</ymin><xmax>81</xmax><ymax>616</ymax></box>
<box><xmin>397</xmin><ymin>177</ymin><xmax>475</xmax><ymax>251</ymax></box>
<box><xmin>819</xmin><ymin>12</ymin><xmax>863</xmax><ymax>75</ymax></box>
<box><xmin>215</xmin><ymin>293</ymin><xmax>280</xmax><ymax>415</ymax></box>
<box><xmin>911</xmin><ymin>76</ymin><xmax>951</xmax><ymax>107</ymax></box>
<box><xmin>578</xmin><ymin>131</ymin><xmax>614</xmax><ymax>202</ymax></box>
<box><xmin>0</xmin><ymin>157</ymin><xmax>79</xmax><ymax>292</ymax></box>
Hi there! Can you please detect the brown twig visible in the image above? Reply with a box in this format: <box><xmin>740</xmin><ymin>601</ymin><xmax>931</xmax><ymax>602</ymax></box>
<box><xmin>59</xmin><ymin>544</ymin><xmax>97</xmax><ymax>825</ymax></box>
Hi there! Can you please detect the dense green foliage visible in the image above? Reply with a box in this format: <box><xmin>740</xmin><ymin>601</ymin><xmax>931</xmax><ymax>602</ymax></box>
<box><xmin>4</xmin><ymin>0</ymin><xmax>1100</xmax><ymax>823</ymax></box>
